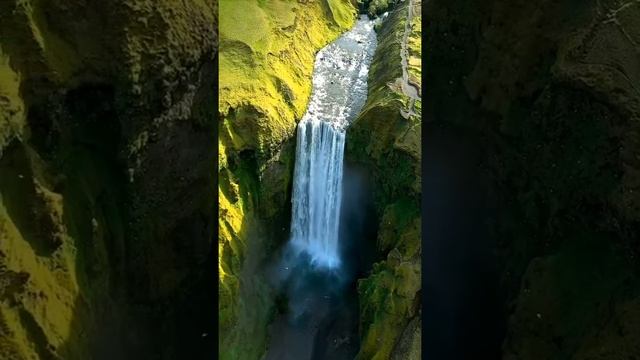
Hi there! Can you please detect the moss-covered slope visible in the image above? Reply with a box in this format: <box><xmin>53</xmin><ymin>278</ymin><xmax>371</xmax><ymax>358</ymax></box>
<box><xmin>217</xmin><ymin>1</ymin><xmax>356</xmax><ymax>359</ymax></box>
<box><xmin>0</xmin><ymin>0</ymin><xmax>217</xmax><ymax>359</ymax></box>
<box><xmin>426</xmin><ymin>0</ymin><xmax>640</xmax><ymax>357</ymax></box>
<box><xmin>346</xmin><ymin>1</ymin><xmax>422</xmax><ymax>359</ymax></box>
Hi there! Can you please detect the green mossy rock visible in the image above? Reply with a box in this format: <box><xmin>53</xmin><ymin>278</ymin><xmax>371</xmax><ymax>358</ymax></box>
<box><xmin>346</xmin><ymin>1</ymin><xmax>422</xmax><ymax>359</ymax></box>
<box><xmin>358</xmin><ymin>0</ymin><xmax>400</xmax><ymax>18</ymax></box>
<box><xmin>1</xmin><ymin>0</ymin><xmax>217</xmax><ymax>358</ymax></box>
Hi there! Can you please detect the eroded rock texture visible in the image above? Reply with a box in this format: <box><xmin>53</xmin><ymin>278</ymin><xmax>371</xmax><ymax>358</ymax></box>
<box><xmin>347</xmin><ymin>1</ymin><xmax>422</xmax><ymax>359</ymax></box>
<box><xmin>0</xmin><ymin>0</ymin><xmax>217</xmax><ymax>359</ymax></box>
<box><xmin>426</xmin><ymin>0</ymin><xmax>640</xmax><ymax>358</ymax></box>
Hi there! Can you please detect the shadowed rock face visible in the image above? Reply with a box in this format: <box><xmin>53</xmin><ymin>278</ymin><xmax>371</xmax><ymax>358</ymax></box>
<box><xmin>0</xmin><ymin>0</ymin><xmax>217</xmax><ymax>358</ymax></box>
<box><xmin>426</xmin><ymin>0</ymin><xmax>640</xmax><ymax>359</ymax></box>
<box><xmin>346</xmin><ymin>1</ymin><xmax>422</xmax><ymax>359</ymax></box>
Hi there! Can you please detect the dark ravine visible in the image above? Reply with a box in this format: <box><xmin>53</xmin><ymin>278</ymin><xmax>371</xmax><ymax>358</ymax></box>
<box><xmin>425</xmin><ymin>0</ymin><xmax>640</xmax><ymax>358</ymax></box>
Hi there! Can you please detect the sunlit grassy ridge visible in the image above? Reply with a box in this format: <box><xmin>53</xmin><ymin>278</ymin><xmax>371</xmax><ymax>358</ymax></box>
<box><xmin>218</xmin><ymin>1</ymin><xmax>356</xmax><ymax>359</ymax></box>
<box><xmin>219</xmin><ymin>0</ymin><xmax>356</xmax><ymax>158</ymax></box>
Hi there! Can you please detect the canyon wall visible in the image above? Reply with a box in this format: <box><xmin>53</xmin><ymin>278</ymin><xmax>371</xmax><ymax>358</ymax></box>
<box><xmin>346</xmin><ymin>1</ymin><xmax>422</xmax><ymax>359</ymax></box>
<box><xmin>426</xmin><ymin>0</ymin><xmax>640</xmax><ymax>358</ymax></box>
<box><xmin>0</xmin><ymin>0</ymin><xmax>217</xmax><ymax>358</ymax></box>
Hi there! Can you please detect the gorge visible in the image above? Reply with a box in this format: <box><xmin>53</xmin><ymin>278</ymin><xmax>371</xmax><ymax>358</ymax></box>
<box><xmin>0</xmin><ymin>0</ymin><xmax>425</xmax><ymax>358</ymax></box>
<box><xmin>219</xmin><ymin>0</ymin><xmax>422</xmax><ymax>359</ymax></box>
<box><xmin>3</xmin><ymin>0</ymin><xmax>640</xmax><ymax>358</ymax></box>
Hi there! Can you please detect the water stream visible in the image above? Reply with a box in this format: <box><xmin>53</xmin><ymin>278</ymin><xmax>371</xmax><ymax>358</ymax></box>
<box><xmin>289</xmin><ymin>16</ymin><xmax>377</xmax><ymax>269</ymax></box>
<box><xmin>264</xmin><ymin>16</ymin><xmax>379</xmax><ymax>360</ymax></box>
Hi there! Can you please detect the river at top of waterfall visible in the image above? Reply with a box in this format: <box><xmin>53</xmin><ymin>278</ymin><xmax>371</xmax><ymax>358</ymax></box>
<box><xmin>289</xmin><ymin>16</ymin><xmax>377</xmax><ymax>270</ymax></box>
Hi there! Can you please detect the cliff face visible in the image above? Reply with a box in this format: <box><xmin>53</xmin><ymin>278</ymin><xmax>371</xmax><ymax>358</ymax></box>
<box><xmin>217</xmin><ymin>1</ymin><xmax>356</xmax><ymax>359</ymax></box>
<box><xmin>426</xmin><ymin>0</ymin><xmax>640</xmax><ymax>358</ymax></box>
<box><xmin>346</xmin><ymin>1</ymin><xmax>422</xmax><ymax>359</ymax></box>
<box><xmin>0</xmin><ymin>0</ymin><xmax>217</xmax><ymax>359</ymax></box>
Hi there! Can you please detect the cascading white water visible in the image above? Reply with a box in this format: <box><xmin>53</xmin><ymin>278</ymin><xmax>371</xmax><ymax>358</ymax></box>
<box><xmin>289</xmin><ymin>17</ymin><xmax>378</xmax><ymax>269</ymax></box>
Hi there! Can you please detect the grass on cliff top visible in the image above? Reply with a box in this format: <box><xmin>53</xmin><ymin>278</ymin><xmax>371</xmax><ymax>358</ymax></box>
<box><xmin>219</xmin><ymin>0</ymin><xmax>356</xmax><ymax>156</ymax></box>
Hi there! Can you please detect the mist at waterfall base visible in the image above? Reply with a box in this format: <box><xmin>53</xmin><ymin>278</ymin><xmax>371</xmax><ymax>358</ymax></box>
<box><xmin>263</xmin><ymin>17</ymin><xmax>378</xmax><ymax>360</ymax></box>
<box><xmin>265</xmin><ymin>164</ymin><xmax>377</xmax><ymax>360</ymax></box>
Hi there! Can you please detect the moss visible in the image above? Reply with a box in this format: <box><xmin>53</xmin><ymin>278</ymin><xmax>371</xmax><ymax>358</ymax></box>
<box><xmin>1</xmin><ymin>0</ymin><xmax>217</xmax><ymax>357</ymax></box>
<box><xmin>359</xmin><ymin>0</ymin><xmax>399</xmax><ymax>17</ymax></box>
<box><xmin>218</xmin><ymin>152</ymin><xmax>277</xmax><ymax>359</ymax></box>
<box><xmin>326</xmin><ymin>0</ymin><xmax>357</xmax><ymax>28</ymax></box>
<box><xmin>377</xmin><ymin>199</ymin><xmax>420</xmax><ymax>253</ymax></box>
<box><xmin>357</xmin><ymin>255</ymin><xmax>420</xmax><ymax>360</ymax></box>
<box><xmin>0</xmin><ymin>47</ymin><xmax>25</xmax><ymax>154</ymax></box>
<box><xmin>219</xmin><ymin>0</ymin><xmax>356</xmax><ymax>159</ymax></box>
<box><xmin>346</xmin><ymin>0</ymin><xmax>422</xmax><ymax>358</ymax></box>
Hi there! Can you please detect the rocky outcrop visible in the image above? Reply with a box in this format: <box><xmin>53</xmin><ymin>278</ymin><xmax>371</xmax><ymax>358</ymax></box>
<box><xmin>0</xmin><ymin>0</ymin><xmax>217</xmax><ymax>359</ymax></box>
<box><xmin>217</xmin><ymin>1</ymin><xmax>356</xmax><ymax>359</ymax></box>
<box><xmin>346</xmin><ymin>1</ymin><xmax>422</xmax><ymax>359</ymax></box>
<box><xmin>426</xmin><ymin>0</ymin><xmax>640</xmax><ymax>358</ymax></box>
<box><xmin>357</xmin><ymin>0</ymin><xmax>400</xmax><ymax>18</ymax></box>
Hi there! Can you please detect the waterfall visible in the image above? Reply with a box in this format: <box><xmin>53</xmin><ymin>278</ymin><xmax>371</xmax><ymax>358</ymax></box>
<box><xmin>289</xmin><ymin>17</ymin><xmax>377</xmax><ymax>269</ymax></box>
<box><xmin>290</xmin><ymin>121</ymin><xmax>346</xmax><ymax>268</ymax></box>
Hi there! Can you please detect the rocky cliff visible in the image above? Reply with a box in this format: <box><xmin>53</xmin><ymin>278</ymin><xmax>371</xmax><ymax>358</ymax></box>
<box><xmin>217</xmin><ymin>1</ymin><xmax>356</xmax><ymax>359</ymax></box>
<box><xmin>346</xmin><ymin>0</ymin><xmax>422</xmax><ymax>359</ymax></box>
<box><xmin>426</xmin><ymin>0</ymin><xmax>640</xmax><ymax>358</ymax></box>
<box><xmin>0</xmin><ymin>0</ymin><xmax>217</xmax><ymax>359</ymax></box>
